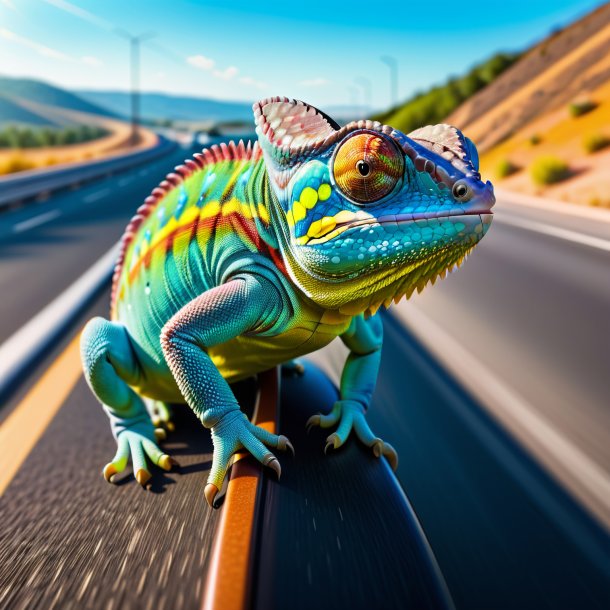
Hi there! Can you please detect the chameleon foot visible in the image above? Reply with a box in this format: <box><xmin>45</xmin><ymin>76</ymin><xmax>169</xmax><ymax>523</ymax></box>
<box><xmin>307</xmin><ymin>399</ymin><xmax>399</xmax><ymax>470</ymax></box>
<box><xmin>102</xmin><ymin>422</ymin><xmax>180</xmax><ymax>487</ymax></box>
<box><xmin>205</xmin><ymin>412</ymin><xmax>293</xmax><ymax>508</ymax></box>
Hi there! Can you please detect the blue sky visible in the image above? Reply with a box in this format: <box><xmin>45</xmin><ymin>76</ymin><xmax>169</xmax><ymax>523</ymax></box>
<box><xmin>0</xmin><ymin>0</ymin><xmax>604</xmax><ymax>111</ymax></box>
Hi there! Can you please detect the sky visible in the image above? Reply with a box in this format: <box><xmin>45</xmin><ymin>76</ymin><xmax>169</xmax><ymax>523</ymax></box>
<box><xmin>0</xmin><ymin>0</ymin><xmax>605</xmax><ymax>111</ymax></box>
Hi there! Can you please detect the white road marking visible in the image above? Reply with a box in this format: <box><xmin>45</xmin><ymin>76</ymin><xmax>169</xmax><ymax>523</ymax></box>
<box><xmin>392</xmin><ymin>301</ymin><xmax>610</xmax><ymax>528</ymax></box>
<box><xmin>496</xmin><ymin>188</ymin><xmax>610</xmax><ymax>224</ymax></box>
<box><xmin>83</xmin><ymin>188</ymin><xmax>110</xmax><ymax>203</ymax></box>
<box><xmin>496</xmin><ymin>214</ymin><xmax>610</xmax><ymax>253</ymax></box>
<box><xmin>12</xmin><ymin>209</ymin><xmax>61</xmax><ymax>233</ymax></box>
<box><xmin>0</xmin><ymin>243</ymin><xmax>119</xmax><ymax>396</ymax></box>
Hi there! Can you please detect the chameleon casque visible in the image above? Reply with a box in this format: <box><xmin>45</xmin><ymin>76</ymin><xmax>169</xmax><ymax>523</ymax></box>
<box><xmin>80</xmin><ymin>97</ymin><xmax>495</xmax><ymax>507</ymax></box>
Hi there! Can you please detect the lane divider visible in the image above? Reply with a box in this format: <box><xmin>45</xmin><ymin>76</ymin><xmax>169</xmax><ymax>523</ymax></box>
<box><xmin>496</xmin><ymin>214</ymin><xmax>610</xmax><ymax>252</ymax></box>
<box><xmin>392</xmin><ymin>301</ymin><xmax>610</xmax><ymax>530</ymax></box>
<box><xmin>0</xmin><ymin>243</ymin><xmax>118</xmax><ymax>407</ymax></box>
<box><xmin>203</xmin><ymin>367</ymin><xmax>279</xmax><ymax>610</ymax></box>
<box><xmin>0</xmin><ymin>335</ymin><xmax>82</xmax><ymax>494</ymax></box>
<box><xmin>12</xmin><ymin>209</ymin><xmax>62</xmax><ymax>234</ymax></box>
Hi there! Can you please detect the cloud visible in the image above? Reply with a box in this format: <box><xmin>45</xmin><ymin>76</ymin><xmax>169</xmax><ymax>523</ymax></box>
<box><xmin>0</xmin><ymin>27</ymin><xmax>71</xmax><ymax>61</ymax></box>
<box><xmin>81</xmin><ymin>55</ymin><xmax>102</xmax><ymax>67</ymax></box>
<box><xmin>239</xmin><ymin>76</ymin><xmax>267</xmax><ymax>90</ymax></box>
<box><xmin>0</xmin><ymin>0</ymin><xmax>17</xmax><ymax>11</ymax></box>
<box><xmin>40</xmin><ymin>0</ymin><xmax>114</xmax><ymax>31</ymax></box>
<box><xmin>0</xmin><ymin>28</ymin><xmax>103</xmax><ymax>67</ymax></box>
<box><xmin>187</xmin><ymin>54</ymin><xmax>215</xmax><ymax>71</ymax></box>
<box><xmin>299</xmin><ymin>77</ymin><xmax>330</xmax><ymax>87</ymax></box>
<box><xmin>212</xmin><ymin>66</ymin><xmax>238</xmax><ymax>80</ymax></box>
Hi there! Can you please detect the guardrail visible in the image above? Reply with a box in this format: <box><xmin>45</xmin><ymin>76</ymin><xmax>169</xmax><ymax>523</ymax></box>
<box><xmin>0</xmin><ymin>244</ymin><xmax>118</xmax><ymax>408</ymax></box>
<box><xmin>0</xmin><ymin>135</ymin><xmax>176</xmax><ymax>210</ymax></box>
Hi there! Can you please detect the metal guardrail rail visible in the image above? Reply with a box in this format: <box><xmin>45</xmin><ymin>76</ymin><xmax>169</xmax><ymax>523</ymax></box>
<box><xmin>0</xmin><ymin>135</ymin><xmax>176</xmax><ymax>209</ymax></box>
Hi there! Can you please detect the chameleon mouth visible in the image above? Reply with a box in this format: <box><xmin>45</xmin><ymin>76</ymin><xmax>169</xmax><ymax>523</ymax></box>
<box><xmin>306</xmin><ymin>210</ymin><xmax>492</xmax><ymax>246</ymax></box>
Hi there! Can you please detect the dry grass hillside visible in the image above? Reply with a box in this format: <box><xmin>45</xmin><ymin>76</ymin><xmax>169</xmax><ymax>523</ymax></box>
<box><xmin>447</xmin><ymin>2</ymin><xmax>610</xmax><ymax>206</ymax></box>
<box><xmin>0</xmin><ymin>97</ymin><xmax>158</xmax><ymax>175</ymax></box>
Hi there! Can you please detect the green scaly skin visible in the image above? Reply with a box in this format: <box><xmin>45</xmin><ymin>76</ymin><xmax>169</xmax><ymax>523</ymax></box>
<box><xmin>80</xmin><ymin>97</ymin><xmax>495</xmax><ymax>506</ymax></box>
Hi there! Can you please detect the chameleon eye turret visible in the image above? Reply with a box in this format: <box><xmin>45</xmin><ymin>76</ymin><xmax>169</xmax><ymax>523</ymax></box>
<box><xmin>332</xmin><ymin>132</ymin><xmax>404</xmax><ymax>204</ymax></box>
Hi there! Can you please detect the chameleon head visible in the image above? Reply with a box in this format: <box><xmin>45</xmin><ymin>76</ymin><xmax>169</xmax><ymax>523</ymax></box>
<box><xmin>254</xmin><ymin>97</ymin><xmax>495</xmax><ymax>314</ymax></box>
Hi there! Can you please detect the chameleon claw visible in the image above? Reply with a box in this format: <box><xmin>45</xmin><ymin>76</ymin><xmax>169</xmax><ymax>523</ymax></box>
<box><xmin>151</xmin><ymin>417</ymin><xmax>162</xmax><ymax>428</ymax></box>
<box><xmin>264</xmin><ymin>455</ymin><xmax>281</xmax><ymax>480</ymax></box>
<box><xmin>383</xmin><ymin>442</ymin><xmax>399</xmax><ymax>471</ymax></box>
<box><xmin>204</xmin><ymin>483</ymin><xmax>219</xmax><ymax>508</ymax></box>
<box><xmin>166</xmin><ymin>421</ymin><xmax>175</xmax><ymax>432</ymax></box>
<box><xmin>277</xmin><ymin>435</ymin><xmax>295</xmax><ymax>456</ymax></box>
<box><xmin>103</xmin><ymin>463</ymin><xmax>117</xmax><ymax>483</ymax></box>
<box><xmin>135</xmin><ymin>468</ymin><xmax>152</xmax><ymax>487</ymax></box>
<box><xmin>154</xmin><ymin>428</ymin><xmax>167</xmax><ymax>441</ymax></box>
<box><xmin>158</xmin><ymin>454</ymin><xmax>178</xmax><ymax>471</ymax></box>
<box><xmin>325</xmin><ymin>433</ymin><xmax>341</xmax><ymax>454</ymax></box>
<box><xmin>306</xmin><ymin>414</ymin><xmax>320</xmax><ymax>434</ymax></box>
<box><xmin>371</xmin><ymin>439</ymin><xmax>383</xmax><ymax>458</ymax></box>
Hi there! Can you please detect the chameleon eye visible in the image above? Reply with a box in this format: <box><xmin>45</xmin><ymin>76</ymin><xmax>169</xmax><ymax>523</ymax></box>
<box><xmin>333</xmin><ymin>132</ymin><xmax>403</xmax><ymax>204</ymax></box>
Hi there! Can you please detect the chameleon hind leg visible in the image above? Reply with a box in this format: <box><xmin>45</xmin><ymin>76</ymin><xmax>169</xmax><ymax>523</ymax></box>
<box><xmin>160</xmin><ymin>274</ymin><xmax>294</xmax><ymax>507</ymax></box>
<box><xmin>80</xmin><ymin>317</ymin><xmax>179</xmax><ymax>486</ymax></box>
<box><xmin>307</xmin><ymin>313</ymin><xmax>398</xmax><ymax>470</ymax></box>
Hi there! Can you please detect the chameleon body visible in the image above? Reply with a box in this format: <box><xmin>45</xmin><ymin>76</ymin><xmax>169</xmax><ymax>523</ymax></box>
<box><xmin>80</xmin><ymin>97</ymin><xmax>495</xmax><ymax>505</ymax></box>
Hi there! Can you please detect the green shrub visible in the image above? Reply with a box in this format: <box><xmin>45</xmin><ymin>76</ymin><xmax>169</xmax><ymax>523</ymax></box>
<box><xmin>529</xmin><ymin>134</ymin><xmax>541</xmax><ymax>146</ymax></box>
<box><xmin>496</xmin><ymin>159</ymin><xmax>520</xmax><ymax>178</ymax></box>
<box><xmin>569</xmin><ymin>100</ymin><xmax>597</xmax><ymax>117</ymax></box>
<box><xmin>582</xmin><ymin>133</ymin><xmax>610</xmax><ymax>154</ymax></box>
<box><xmin>0</xmin><ymin>124</ymin><xmax>110</xmax><ymax>148</ymax></box>
<box><xmin>530</xmin><ymin>156</ymin><xmax>570</xmax><ymax>185</ymax></box>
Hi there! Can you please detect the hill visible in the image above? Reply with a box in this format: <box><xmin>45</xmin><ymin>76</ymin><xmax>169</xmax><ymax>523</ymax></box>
<box><xmin>450</xmin><ymin>2</ymin><xmax>610</xmax><ymax>206</ymax></box>
<box><xmin>0</xmin><ymin>76</ymin><xmax>116</xmax><ymax>123</ymax></box>
<box><xmin>0</xmin><ymin>95</ymin><xmax>56</xmax><ymax>127</ymax></box>
<box><xmin>373</xmin><ymin>52</ymin><xmax>520</xmax><ymax>133</ymax></box>
<box><xmin>75</xmin><ymin>90</ymin><xmax>253</xmax><ymax>123</ymax></box>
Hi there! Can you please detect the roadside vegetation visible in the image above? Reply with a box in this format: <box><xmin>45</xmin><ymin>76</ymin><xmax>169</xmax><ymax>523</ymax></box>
<box><xmin>373</xmin><ymin>52</ymin><xmax>520</xmax><ymax>133</ymax></box>
<box><xmin>582</xmin><ymin>132</ymin><xmax>610</xmax><ymax>154</ymax></box>
<box><xmin>530</xmin><ymin>156</ymin><xmax>570</xmax><ymax>185</ymax></box>
<box><xmin>568</xmin><ymin>99</ymin><xmax>597</xmax><ymax>118</ymax></box>
<box><xmin>0</xmin><ymin>124</ymin><xmax>110</xmax><ymax>149</ymax></box>
<box><xmin>496</xmin><ymin>159</ymin><xmax>520</xmax><ymax>178</ymax></box>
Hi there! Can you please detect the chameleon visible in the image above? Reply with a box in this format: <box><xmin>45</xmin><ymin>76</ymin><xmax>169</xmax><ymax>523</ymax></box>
<box><xmin>80</xmin><ymin>96</ymin><xmax>495</xmax><ymax>507</ymax></box>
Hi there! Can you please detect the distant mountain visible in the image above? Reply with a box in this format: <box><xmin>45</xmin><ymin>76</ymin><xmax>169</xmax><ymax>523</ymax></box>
<box><xmin>0</xmin><ymin>94</ymin><xmax>56</xmax><ymax>126</ymax></box>
<box><xmin>75</xmin><ymin>90</ymin><xmax>253</xmax><ymax>123</ymax></box>
<box><xmin>0</xmin><ymin>76</ymin><xmax>117</xmax><ymax>121</ymax></box>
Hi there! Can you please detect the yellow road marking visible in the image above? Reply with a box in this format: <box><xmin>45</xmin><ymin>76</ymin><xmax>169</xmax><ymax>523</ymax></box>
<box><xmin>0</xmin><ymin>334</ymin><xmax>82</xmax><ymax>495</ymax></box>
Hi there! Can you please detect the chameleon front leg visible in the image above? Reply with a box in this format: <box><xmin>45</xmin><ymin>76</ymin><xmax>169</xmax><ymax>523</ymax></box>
<box><xmin>160</xmin><ymin>274</ymin><xmax>294</xmax><ymax>507</ymax></box>
<box><xmin>80</xmin><ymin>318</ymin><xmax>179</xmax><ymax>486</ymax></box>
<box><xmin>307</xmin><ymin>313</ymin><xmax>398</xmax><ymax>469</ymax></box>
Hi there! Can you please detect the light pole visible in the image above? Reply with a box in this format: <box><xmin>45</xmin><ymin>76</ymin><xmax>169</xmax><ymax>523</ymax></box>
<box><xmin>354</xmin><ymin>77</ymin><xmax>372</xmax><ymax>116</ymax></box>
<box><xmin>115</xmin><ymin>30</ymin><xmax>156</xmax><ymax>146</ymax></box>
<box><xmin>380</xmin><ymin>55</ymin><xmax>398</xmax><ymax>109</ymax></box>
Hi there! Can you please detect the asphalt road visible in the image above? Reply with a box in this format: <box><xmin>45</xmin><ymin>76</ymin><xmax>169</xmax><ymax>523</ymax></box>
<box><xmin>0</xmin><ymin>144</ymin><xmax>190</xmax><ymax>346</ymax></box>
<box><xmin>1</xmin><ymin>151</ymin><xmax>610</xmax><ymax>608</ymax></box>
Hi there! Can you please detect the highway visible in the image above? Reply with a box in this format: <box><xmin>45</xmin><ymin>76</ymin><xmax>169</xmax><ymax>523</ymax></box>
<box><xmin>0</xmin><ymin>147</ymin><xmax>609</xmax><ymax>609</ymax></box>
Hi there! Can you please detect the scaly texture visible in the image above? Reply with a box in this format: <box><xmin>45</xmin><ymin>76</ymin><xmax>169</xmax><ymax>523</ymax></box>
<box><xmin>81</xmin><ymin>96</ymin><xmax>495</xmax><ymax>505</ymax></box>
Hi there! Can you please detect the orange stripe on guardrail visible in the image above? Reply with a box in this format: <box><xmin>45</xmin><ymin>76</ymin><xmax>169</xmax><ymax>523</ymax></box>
<box><xmin>202</xmin><ymin>367</ymin><xmax>279</xmax><ymax>610</ymax></box>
